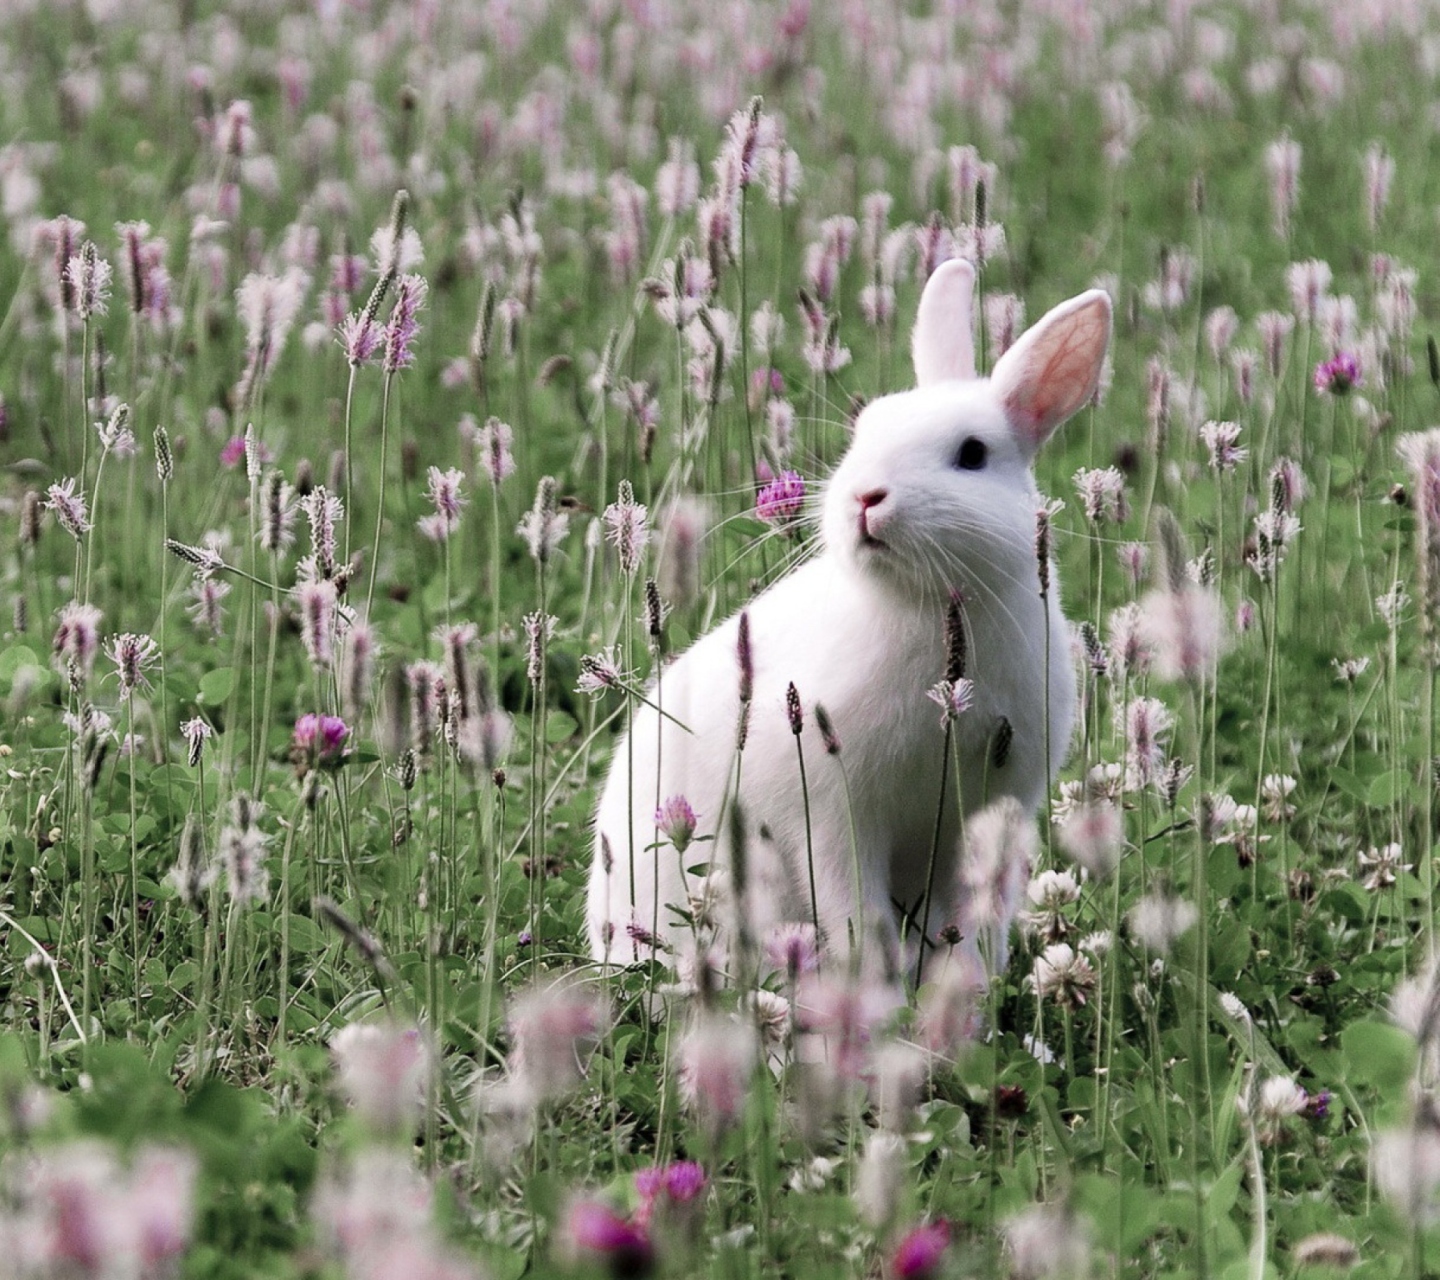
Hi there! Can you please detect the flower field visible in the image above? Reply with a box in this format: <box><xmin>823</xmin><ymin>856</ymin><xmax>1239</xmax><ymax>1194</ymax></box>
<box><xmin>2</xmin><ymin>1</ymin><xmax>1440</xmax><ymax>1276</ymax></box>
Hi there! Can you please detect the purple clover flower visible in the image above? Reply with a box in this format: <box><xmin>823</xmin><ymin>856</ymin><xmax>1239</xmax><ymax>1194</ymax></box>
<box><xmin>635</xmin><ymin>1160</ymin><xmax>708</xmax><ymax>1229</ymax></box>
<box><xmin>220</xmin><ymin>435</ymin><xmax>273</xmax><ymax>469</ymax></box>
<box><xmin>655</xmin><ymin>795</ymin><xmax>697</xmax><ymax>854</ymax></box>
<box><xmin>756</xmin><ymin>469</ymin><xmax>806</xmax><ymax>524</ymax></box>
<box><xmin>563</xmin><ymin>1199</ymin><xmax>653</xmax><ymax>1277</ymax></box>
<box><xmin>292</xmin><ymin>713</ymin><xmax>349</xmax><ymax>769</ymax></box>
<box><xmin>890</xmin><ymin>1220</ymin><xmax>951</xmax><ymax>1280</ymax></box>
<box><xmin>1313</xmin><ymin>352</ymin><xmax>1361</xmax><ymax>396</ymax></box>
<box><xmin>660</xmin><ymin>1160</ymin><xmax>707</xmax><ymax>1202</ymax></box>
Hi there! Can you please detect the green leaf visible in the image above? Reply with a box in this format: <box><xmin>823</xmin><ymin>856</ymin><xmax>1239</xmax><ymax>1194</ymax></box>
<box><xmin>1366</xmin><ymin>768</ymin><xmax>1413</xmax><ymax>808</ymax></box>
<box><xmin>1341</xmin><ymin>1019</ymin><xmax>1415</xmax><ymax>1092</ymax></box>
<box><xmin>285</xmin><ymin>914</ymin><xmax>327</xmax><ymax>955</ymax></box>
<box><xmin>169</xmin><ymin>961</ymin><xmax>198</xmax><ymax>990</ymax></box>
<box><xmin>1327</xmin><ymin>767</ymin><xmax>1370</xmax><ymax>804</ymax></box>
<box><xmin>197</xmin><ymin>667</ymin><xmax>236</xmax><ymax>706</ymax></box>
<box><xmin>1208</xmin><ymin>1159</ymin><xmax>1243</xmax><ymax>1217</ymax></box>
<box><xmin>184</xmin><ymin>1077</ymin><xmax>260</xmax><ymax>1137</ymax></box>
<box><xmin>0</xmin><ymin>644</ymin><xmax>44</xmax><ymax>686</ymax></box>
<box><xmin>545</xmin><ymin>709</ymin><xmax>579</xmax><ymax>742</ymax></box>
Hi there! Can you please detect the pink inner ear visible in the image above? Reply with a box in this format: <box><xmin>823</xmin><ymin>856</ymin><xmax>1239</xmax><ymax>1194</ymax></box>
<box><xmin>1012</xmin><ymin>330</ymin><xmax>1098</xmax><ymax>436</ymax></box>
<box><xmin>1000</xmin><ymin>295</ymin><xmax>1111</xmax><ymax>449</ymax></box>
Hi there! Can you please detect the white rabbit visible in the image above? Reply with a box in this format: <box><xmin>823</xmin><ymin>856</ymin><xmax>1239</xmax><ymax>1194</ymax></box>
<box><xmin>587</xmin><ymin>259</ymin><xmax>1111</xmax><ymax>976</ymax></box>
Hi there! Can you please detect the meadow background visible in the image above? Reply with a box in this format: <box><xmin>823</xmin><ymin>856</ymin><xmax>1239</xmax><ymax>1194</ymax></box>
<box><xmin>2</xmin><ymin>0</ymin><xmax>1440</xmax><ymax>1276</ymax></box>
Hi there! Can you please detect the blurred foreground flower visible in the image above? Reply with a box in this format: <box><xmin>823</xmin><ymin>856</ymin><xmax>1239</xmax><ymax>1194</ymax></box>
<box><xmin>508</xmin><ymin>980</ymin><xmax>607</xmax><ymax>1105</ymax></box>
<box><xmin>19</xmin><ymin>1141</ymin><xmax>196</xmax><ymax>1278</ymax></box>
<box><xmin>560</xmin><ymin>1198</ymin><xmax>653</xmax><ymax>1278</ymax></box>
<box><xmin>331</xmin><ymin>1020</ymin><xmax>430</xmax><ymax>1137</ymax></box>
<box><xmin>889</xmin><ymin>1220</ymin><xmax>950</xmax><ymax>1280</ymax></box>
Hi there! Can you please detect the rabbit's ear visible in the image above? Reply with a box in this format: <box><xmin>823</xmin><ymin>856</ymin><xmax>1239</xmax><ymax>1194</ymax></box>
<box><xmin>912</xmin><ymin>259</ymin><xmax>977</xmax><ymax>386</ymax></box>
<box><xmin>992</xmin><ymin>289</ymin><xmax>1112</xmax><ymax>453</ymax></box>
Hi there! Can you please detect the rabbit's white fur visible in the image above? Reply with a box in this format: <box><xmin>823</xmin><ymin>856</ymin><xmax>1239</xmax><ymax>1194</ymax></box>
<box><xmin>587</xmin><ymin>261</ymin><xmax>1111</xmax><ymax>970</ymax></box>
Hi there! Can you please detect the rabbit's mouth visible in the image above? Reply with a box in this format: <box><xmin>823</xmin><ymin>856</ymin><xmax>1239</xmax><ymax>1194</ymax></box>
<box><xmin>857</xmin><ymin>522</ymin><xmax>887</xmax><ymax>551</ymax></box>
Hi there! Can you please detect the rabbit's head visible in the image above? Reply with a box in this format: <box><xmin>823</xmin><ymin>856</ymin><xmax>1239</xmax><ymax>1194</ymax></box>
<box><xmin>822</xmin><ymin>260</ymin><xmax>1112</xmax><ymax>607</ymax></box>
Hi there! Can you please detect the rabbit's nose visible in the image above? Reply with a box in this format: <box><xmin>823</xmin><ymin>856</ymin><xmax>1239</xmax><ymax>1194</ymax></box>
<box><xmin>858</xmin><ymin>488</ymin><xmax>889</xmax><ymax>510</ymax></box>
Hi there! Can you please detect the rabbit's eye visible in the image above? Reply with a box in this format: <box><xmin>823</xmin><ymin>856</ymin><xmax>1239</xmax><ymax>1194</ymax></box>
<box><xmin>953</xmin><ymin>437</ymin><xmax>988</xmax><ymax>470</ymax></box>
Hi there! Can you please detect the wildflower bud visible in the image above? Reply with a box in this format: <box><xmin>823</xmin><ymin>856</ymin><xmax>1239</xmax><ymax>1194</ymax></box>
<box><xmin>242</xmin><ymin>423</ymin><xmax>263</xmax><ymax>483</ymax></box>
<box><xmin>1428</xmin><ymin>335</ymin><xmax>1440</xmax><ymax>390</ymax></box>
<box><xmin>786</xmin><ymin>682</ymin><xmax>803</xmax><ymax>736</ymax></box>
<box><xmin>82</xmin><ymin>725</ymin><xmax>109</xmax><ymax>793</ymax></box>
<box><xmin>315</xmin><ymin>894</ymin><xmax>388</xmax><ymax>970</ymax></box>
<box><xmin>94</xmin><ymin>330</ymin><xmax>110</xmax><ymax>404</ymax></box>
<box><xmin>991</xmin><ymin>717</ymin><xmax>1013</xmax><ymax>770</ymax></box>
<box><xmin>154</xmin><ymin>425</ymin><xmax>174</xmax><ymax>483</ymax></box>
<box><xmin>1155</xmin><ymin>507</ymin><xmax>1189</xmax><ymax>594</ymax></box>
<box><xmin>181</xmin><ymin>716</ymin><xmax>212</xmax><ymax>767</ymax></box>
<box><xmin>597</xmin><ymin>329</ymin><xmax>618</xmax><ymax>394</ymax></box>
<box><xmin>737</xmin><ymin>611</ymin><xmax>753</xmax><ymax>704</ymax></box>
<box><xmin>536</xmin><ymin>354</ymin><xmax>571</xmax><ymax>387</ymax></box>
<box><xmin>260</xmin><ymin>471</ymin><xmax>296</xmax><ymax>556</ymax></box>
<box><xmin>20</xmin><ymin>490</ymin><xmax>41</xmax><ymax>547</ymax></box>
<box><xmin>643</xmin><ymin>578</ymin><xmax>665</xmax><ymax>644</ymax></box>
<box><xmin>995</xmin><ymin>1083</ymin><xmax>1028</xmax><ymax>1119</ymax></box>
<box><xmin>728</xmin><ymin>798</ymin><xmax>749</xmax><ymax>903</ymax></box>
<box><xmin>471</xmin><ymin>281</ymin><xmax>496</xmax><ymax>380</ymax></box>
<box><xmin>388</xmin><ymin>188</ymin><xmax>410</xmax><ymax>242</ymax></box>
<box><xmin>1159</xmin><ymin>757</ymin><xmax>1190</xmax><ymax>808</ymax></box>
<box><xmin>398</xmin><ymin>747</ymin><xmax>417</xmax><ymax>791</ymax></box>
<box><xmin>943</xmin><ymin>590</ymin><xmax>967</xmax><ymax>683</ymax></box>
<box><xmin>1079</xmin><ymin>621</ymin><xmax>1108</xmax><ymax>677</ymax></box>
<box><xmin>13</xmin><ymin>595</ymin><xmax>26</xmax><ymax>633</ymax></box>
<box><xmin>802</xmin><ymin>701</ymin><xmax>841</xmax><ymax>757</ymax></box>
<box><xmin>359</xmin><ymin>190</ymin><xmax>408</xmax><ymax>322</ymax></box>
<box><xmin>1035</xmin><ymin>507</ymin><xmax>1054</xmax><ymax>597</ymax></box>
<box><xmin>231</xmin><ymin>790</ymin><xmax>261</xmax><ymax>832</ymax></box>
<box><xmin>1292</xmin><ymin>1236</ymin><xmax>1360</xmax><ymax>1270</ymax></box>
<box><xmin>168</xmin><ymin>813</ymin><xmax>211</xmax><ymax>910</ymax></box>
<box><xmin>294</xmin><ymin>457</ymin><xmax>314</xmax><ymax>495</ymax></box>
